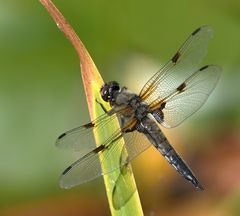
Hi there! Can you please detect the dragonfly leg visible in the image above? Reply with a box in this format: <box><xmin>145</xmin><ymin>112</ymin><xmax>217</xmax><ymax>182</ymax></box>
<box><xmin>95</xmin><ymin>99</ymin><xmax>108</xmax><ymax>114</ymax></box>
<box><xmin>119</xmin><ymin>115</ymin><xmax>126</xmax><ymax>128</ymax></box>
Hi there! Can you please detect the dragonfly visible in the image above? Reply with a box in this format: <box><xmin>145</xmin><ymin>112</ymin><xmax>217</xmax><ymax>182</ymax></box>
<box><xmin>56</xmin><ymin>26</ymin><xmax>221</xmax><ymax>194</ymax></box>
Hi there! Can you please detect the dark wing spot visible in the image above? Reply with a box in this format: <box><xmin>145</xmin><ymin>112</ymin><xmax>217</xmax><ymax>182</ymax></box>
<box><xmin>200</xmin><ymin>65</ymin><xmax>209</xmax><ymax>71</ymax></box>
<box><xmin>177</xmin><ymin>82</ymin><xmax>186</xmax><ymax>92</ymax></box>
<box><xmin>84</xmin><ymin>122</ymin><xmax>95</xmax><ymax>129</ymax></box>
<box><xmin>58</xmin><ymin>133</ymin><xmax>66</xmax><ymax>140</ymax></box>
<box><xmin>93</xmin><ymin>144</ymin><xmax>106</xmax><ymax>153</ymax></box>
<box><xmin>62</xmin><ymin>165</ymin><xmax>72</xmax><ymax>175</ymax></box>
<box><xmin>171</xmin><ymin>51</ymin><xmax>181</xmax><ymax>63</ymax></box>
<box><xmin>160</xmin><ymin>102</ymin><xmax>166</xmax><ymax>110</ymax></box>
<box><xmin>192</xmin><ymin>27</ymin><xmax>201</xmax><ymax>36</ymax></box>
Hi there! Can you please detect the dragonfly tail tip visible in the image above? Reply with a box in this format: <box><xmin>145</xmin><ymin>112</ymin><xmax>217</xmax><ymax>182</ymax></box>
<box><xmin>195</xmin><ymin>182</ymin><xmax>204</xmax><ymax>191</ymax></box>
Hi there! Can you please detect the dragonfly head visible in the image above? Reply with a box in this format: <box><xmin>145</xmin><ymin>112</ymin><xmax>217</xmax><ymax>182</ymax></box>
<box><xmin>100</xmin><ymin>81</ymin><xmax>120</xmax><ymax>102</ymax></box>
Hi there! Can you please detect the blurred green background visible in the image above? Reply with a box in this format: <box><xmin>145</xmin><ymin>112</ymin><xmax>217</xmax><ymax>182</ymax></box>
<box><xmin>1</xmin><ymin>0</ymin><xmax>240</xmax><ymax>215</ymax></box>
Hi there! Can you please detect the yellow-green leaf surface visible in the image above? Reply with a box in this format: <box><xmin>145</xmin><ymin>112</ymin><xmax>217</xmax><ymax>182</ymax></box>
<box><xmin>40</xmin><ymin>0</ymin><xmax>143</xmax><ymax>215</ymax></box>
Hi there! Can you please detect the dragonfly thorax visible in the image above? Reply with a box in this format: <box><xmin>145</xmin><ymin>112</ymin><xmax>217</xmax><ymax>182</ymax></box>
<box><xmin>128</xmin><ymin>95</ymin><xmax>150</xmax><ymax>120</ymax></box>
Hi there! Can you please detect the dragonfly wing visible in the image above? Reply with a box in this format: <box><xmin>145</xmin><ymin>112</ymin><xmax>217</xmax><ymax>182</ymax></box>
<box><xmin>150</xmin><ymin>65</ymin><xmax>221</xmax><ymax>128</ymax></box>
<box><xmin>139</xmin><ymin>26</ymin><xmax>214</xmax><ymax>104</ymax></box>
<box><xmin>59</xmin><ymin>128</ymin><xmax>124</xmax><ymax>188</ymax></box>
<box><xmin>59</xmin><ymin>129</ymin><xmax>151</xmax><ymax>189</ymax></box>
<box><xmin>123</xmin><ymin>131</ymin><xmax>151</xmax><ymax>161</ymax></box>
<box><xmin>56</xmin><ymin>112</ymin><xmax>119</xmax><ymax>157</ymax></box>
<box><xmin>111</xmin><ymin>131</ymin><xmax>150</xmax><ymax>209</ymax></box>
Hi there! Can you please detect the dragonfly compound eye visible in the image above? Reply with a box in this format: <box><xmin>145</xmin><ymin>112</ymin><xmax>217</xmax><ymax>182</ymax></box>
<box><xmin>100</xmin><ymin>83</ymin><xmax>110</xmax><ymax>102</ymax></box>
<box><xmin>109</xmin><ymin>81</ymin><xmax>120</xmax><ymax>95</ymax></box>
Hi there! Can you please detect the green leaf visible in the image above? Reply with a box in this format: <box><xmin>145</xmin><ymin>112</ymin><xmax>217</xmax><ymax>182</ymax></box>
<box><xmin>40</xmin><ymin>0</ymin><xmax>144</xmax><ymax>215</ymax></box>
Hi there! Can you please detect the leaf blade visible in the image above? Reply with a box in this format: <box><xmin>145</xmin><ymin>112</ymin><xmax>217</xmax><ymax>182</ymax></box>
<box><xmin>40</xmin><ymin>0</ymin><xmax>143</xmax><ymax>215</ymax></box>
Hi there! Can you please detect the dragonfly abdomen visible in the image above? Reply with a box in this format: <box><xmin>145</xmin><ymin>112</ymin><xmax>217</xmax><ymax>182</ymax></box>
<box><xmin>139</xmin><ymin>116</ymin><xmax>204</xmax><ymax>190</ymax></box>
<box><xmin>162</xmin><ymin>147</ymin><xmax>204</xmax><ymax>190</ymax></box>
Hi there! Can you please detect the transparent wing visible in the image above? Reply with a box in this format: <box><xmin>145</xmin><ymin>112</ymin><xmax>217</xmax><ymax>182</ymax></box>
<box><xmin>59</xmin><ymin>128</ymin><xmax>123</xmax><ymax>188</ymax></box>
<box><xmin>139</xmin><ymin>26</ymin><xmax>214</xmax><ymax>104</ymax></box>
<box><xmin>56</xmin><ymin>111</ymin><xmax>119</xmax><ymax>158</ymax></box>
<box><xmin>111</xmin><ymin>131</ymin><xmax>149</xmax><ymax>209</ymax></box>
<box><xmin>59</xmin><ymin>128</ymin><xmax>151</xmax><ymax>189</ymax></box>
<box><xmin>150</xmin><ymin>65</ymin><xmax>221</xmax><ymax>128</ymax></box>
